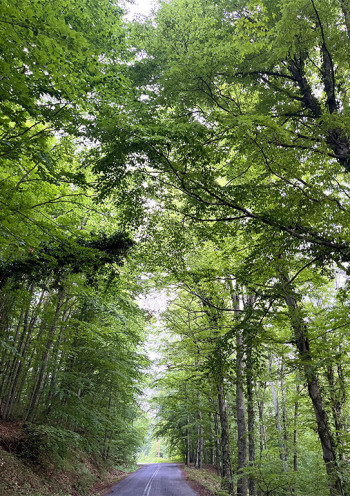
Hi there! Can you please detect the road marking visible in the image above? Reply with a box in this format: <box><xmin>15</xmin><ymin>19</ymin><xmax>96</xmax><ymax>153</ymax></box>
<box><xmin>143</xmin><ymin>465</ymin><xmax>161</xmax><ymax>496</ymax></box>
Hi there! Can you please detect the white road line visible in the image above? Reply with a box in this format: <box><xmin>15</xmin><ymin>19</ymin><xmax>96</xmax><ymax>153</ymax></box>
<box><xmin>143</xmin><ymin>465</ymin><xmax>161</xmax><ymax>496</ymax></box>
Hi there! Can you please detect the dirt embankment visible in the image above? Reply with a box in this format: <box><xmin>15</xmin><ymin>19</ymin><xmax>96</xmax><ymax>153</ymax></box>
<box><xmin>0</xmin><ymin>421</ymin><xmax>132</xmax><ymax>496</ymax></box>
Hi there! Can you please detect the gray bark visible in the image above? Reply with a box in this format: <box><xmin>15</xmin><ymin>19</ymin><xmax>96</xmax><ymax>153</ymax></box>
<box><xmin>279</xmin><ymin>270</ymin><xmax>343</xmax><ymax>496</ymax></box>
<box><xmin>214</xmin><ymin>411</ymin><xmax>221</xmax><ymax>475</ymax></box>
<box><xmin>340</xmin><ymin>0</ymin><xmax>350</xmax><ymax>41</ymax></box>
<box><xmin>26</xmin><ymin>288</ymin><xmax>64</xmax><ymax>421</ymax></box>
<box><xmin>258</xmin><ymin>385</ymin><xmax>266</xmax><ymax>457</ymax></box>
<box><xmin>246</xmin><ymin>346</ymin><xmax>256</xmax><ymax>496</ymax></box>
<box><xmin>217</xmin><ymin>378</ymin><xmax>233</xmax><ymax>494</ymax></box>
<box><xmin>269</xmin><ymin>354</ymin><xmax>288</xmax><ymax>470</ymax></box>
<box><xmin>195</xmin><ymin>393</ymin><xmax>203</xmax><ymax>469</ymax></box>
<box><xmin>186</xmin><ymin>414</ymin><xmax>191</xmax><ymax>466</ymax></box>
<box><xmin>236</xmin><ymin>325</ymin><xmax>248</xmax><ymax>496</ymax></box>
<box><xmin>293</xmin><ymin>384</ymin><xmax>300</xmax><ymax>474</ymax></box>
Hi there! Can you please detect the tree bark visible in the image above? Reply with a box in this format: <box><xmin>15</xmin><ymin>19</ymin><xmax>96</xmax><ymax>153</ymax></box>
<box><xmin>246</xmin><ymin>345</ymin><xmax>256</xmax><ymax>496</ymax></box>
<box><xmin>269</xmin><ymin>354</ymin><xmax>288</xmax><ymax>470</ymax></box>
<box><xmin>340</xmin><ymin>0</ymin><xmax>350</xmax><ymax>41</ymax></box>
<box><xmin>236</xmin><ymin>324</ymin><xmax>248</xmax><ymax>496</ymax></box>
<box><xmin>281</xmin><ymin>361</ymin><xmax>289</xmax><ymax>465</ymax></box>
<box><xmin>258</xmin><ymin>383</ymin><xmax>267</xmax><ymax>457</ymax></box>
<box><xmin>195</xmin><ymin>393</ymin><xmax>203</xmax><ymax>469</ymax></box>
<box><xmin>325</xmin><ymin>356</ymin><xmax>346</xmax><ymax>462</ymax></box>
<box><xmin>186</xmin><ymin>413</ymin><xmax>191</xmax><ymax>466</ymax></box>
<box><xmin>214</xmin><ymin>411</ymin><xmax>221</xmax><ymax>475</ymax></box>
<box><xmin>293</xmin><ymin>384</ymin><xmax>300</xmax><ymax>474</ymax></box>
<box><xmin>26</xmin><ymin>288</ymin><xmax>64</xmax><ymax>421</ymax></box>
<box><xmin>279</xmin><ymin>270</ymin><xmax>343</xmax><ymax>496</ymax></box>
<box><xmin>4</xmin><ymin>289</ymin><xmax>46</xmax><ymax>419</ymax></box>
<box><xmin>217</xmin><ymin>375</ymin><xmax>233</xmax><ymax>494</ymax></box>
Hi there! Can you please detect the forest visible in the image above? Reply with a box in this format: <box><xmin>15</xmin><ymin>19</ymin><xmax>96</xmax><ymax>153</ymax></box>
<box><xmin>1</xmin><ymin>0</ymin><xmax>350</xmax><ymax>495</ymax></box>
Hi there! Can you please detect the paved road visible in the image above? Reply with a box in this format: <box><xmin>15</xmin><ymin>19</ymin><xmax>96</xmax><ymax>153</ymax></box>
<box><xmin>104</xmin><ymin>463</ymin><xmax>198</xmax><ymax>496</ymax></box>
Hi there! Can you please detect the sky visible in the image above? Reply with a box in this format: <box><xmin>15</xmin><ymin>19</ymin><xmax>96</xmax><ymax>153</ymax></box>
<box><xmin>124</xmin><ymin>0</ymin><xmax>156</xmax><ymax>18</ymax></box>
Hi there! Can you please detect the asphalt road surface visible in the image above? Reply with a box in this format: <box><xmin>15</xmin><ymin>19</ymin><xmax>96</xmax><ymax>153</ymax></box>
<box><xmin>104</xmin><ymin>463</ymin><xmax>199</xmax><ymax>496</ymax></box>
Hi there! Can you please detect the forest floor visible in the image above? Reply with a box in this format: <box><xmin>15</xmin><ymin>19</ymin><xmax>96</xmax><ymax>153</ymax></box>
<box><xmin>0</xmin><ymin>421</ymin><xmax>135</xmax><ymax>496</ymax></box>
<box><xmin>183</xmin><ymin>464</ymin><xmax>225</xmax><ymax>496</ymax></box>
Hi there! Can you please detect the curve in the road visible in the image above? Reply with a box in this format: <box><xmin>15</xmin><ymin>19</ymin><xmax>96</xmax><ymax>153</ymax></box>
<box><xmin>104</xmin><ymin>463</ymin><xmax>198</xmax><ymax>496</ymax></box>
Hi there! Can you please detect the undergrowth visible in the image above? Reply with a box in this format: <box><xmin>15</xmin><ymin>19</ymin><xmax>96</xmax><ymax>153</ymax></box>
<box><xmin>0</xmin><ymin>421</ymin><xmax>137</xmax><ymax>496</ymax></box>
<box><xmin>184</xmin><ymin>465</ymin><xmax>227</xmax><ymax>496</ymax></box>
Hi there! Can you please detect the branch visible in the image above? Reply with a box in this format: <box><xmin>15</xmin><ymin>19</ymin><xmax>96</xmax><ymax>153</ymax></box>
<box><xmin>310</xmin><ymin>0</ymin><xmax>337</xmax><ymax>114</ymax></box>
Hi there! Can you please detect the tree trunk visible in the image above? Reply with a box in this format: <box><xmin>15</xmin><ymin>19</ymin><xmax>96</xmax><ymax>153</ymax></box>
<box><xmin>236</xmin><ymin>325</ymin><xmax>248</xmax><ymax>496</ymax></box>
<box><xmin>258</xmin><ymin>383</ymin><xmax>267</xmax><ymax>457</ymax></box>
<box><xmin>186</xmin><ymin>414</ymin><xmax>191</xmax><ymax>466</ymax></box>
<box><xmin>26</xmin><ymin>288</ymin><xmax>64</xmax><ymax>421</ymax></box>
<box><xmin>269</xmin><ymin>354</ymin><xmax>288</xmax><ymax>470</ymax></box>
<box><xmin>214</xmin><ymin>411</ymin><xmax>221</xmax><ymax>475</ymax></box>
<box><xmin>246</xmin><ymin>345</ymin><xmax>256</xmax><ymax>496</ymax></box>
<box><xmin>340</xmin><ymin>0</ymin><xmax>350</xmax><ymax>41</ymax></box>
<box><xmin>217</xmin><ymin>377</ymin><xmax>233</xmax><ymax>494</ymax></box>
<box><xmin>4</xmin><ymin>289</ymin><xmax>46</xmax><ymax>418</ymax></box>
<box><xmin>325</xmin><ymin>357</ymin><xmax>346</xmax><ymax>461</ymax></box>
<box><xmin>195</xmin><ymin>393</ymin><xmax>203</xmax><ymax>469</ymax></box>
<box><xmin>293</xmin><ymin>384</ymin><xmax>300</xmax><ymax>474</ymax></box>
<box><xmin>0</xmin><ymin>307</ymin><xmax>25</xmax><ymax>414</ymax></box>
<box><xmin>281</xmin><ymin>361</ymin><xmax>289</xmax><ymax>468</ymax></box>
<box><xmin>279</xmin><ymin>270</ymin><xmax>343</xmax><ymax>496</ymax></box>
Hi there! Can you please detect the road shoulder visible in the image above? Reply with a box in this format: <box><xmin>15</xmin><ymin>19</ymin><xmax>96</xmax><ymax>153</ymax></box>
<box><xmin>92</xmin><ymin>466</ymin><xmax>140</xmax><ymax>496</ymax></box>
<box><xmin>181</xmin><ymin>465</ymin><xmax>224</xmax><ymax>496</ymax></box>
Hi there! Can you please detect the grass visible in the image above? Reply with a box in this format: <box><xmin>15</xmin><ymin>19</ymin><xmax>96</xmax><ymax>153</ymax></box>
<box><xmin>137</xmin><ymin>455</ymin><xmax>182</xmax><ymax>464</ymax></box>
<box><xmin>184</xmin><ymin>465</ymin><xmax>229</xmax><ymax>496</ymax></box>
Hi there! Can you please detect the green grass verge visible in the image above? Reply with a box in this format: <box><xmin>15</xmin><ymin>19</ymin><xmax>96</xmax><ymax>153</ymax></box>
<box><xmin>137</xmin><ymin>456</ymin><xmax>182</xmax><ymax>464</ymax></box>
<box><xmin>184</xmin><ymin>465</ymin><xmax>229</xmax><ymax>496</ymax></box>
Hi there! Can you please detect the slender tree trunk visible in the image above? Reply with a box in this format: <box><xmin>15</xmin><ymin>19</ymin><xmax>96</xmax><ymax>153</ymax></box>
<box><xmin>217</xmin><ymin>376</ymin><xmax>233</xmax><ymax>494</ymax></box>
<box><xmin>281</xmin><ymin>361</ymin><xmax>289</xmax><ymax>464</ymax></box>
<box><xmin>45</xmin><ymin>305</ymin><xmax>73</xmax><ymax>412</ymax></box>
<box><xmin>258</xmin><ymin>383</ymin><xmax>267</xmax><ymax>457</ymax></box>
<box><xmin>26</xmin><ymin>288</ymin><xmax>64</xmax><ymax>421</ymax></box>
<box><xmin>45</xmin><ymin>337</ymin><xmax>66</xmax><ymax>415</ymax></box>
<box><xmin>279</xmin><ymin>270</ymin><xmax>343</xmax><ymax>496</ymax></box>
<box><xmin>236</xmin><ymin>325</ymin><xmax>248</xmax><ymax>496</ymax></box>
<box><xmin>325</xmin><ymin>359</ymin><xmax>346</xmax><ymax>462</ymax></box>
<box><xmin>258</xmin><ymin>399</ymin><xmax>264</xmax><ymax>457</ymax></box>
<box><xmin>293</xmin><ymin>384</ymin><xmax>300</xmax><ymax>474</ymax></box>
<box><xmin>340</xmin><ymin>0</ymin><xmax>350</xmax><ymax>40</ymax></box>
<box><xmin>246</xmin><ymin>346</ymin><xmax>256</xmax><ymax>496</ymax></box>
<box><xmin>186</xmin><ymin>413</ymin><xmax>191</xmax><ymax>466</ymax></box>
<box><xmin>269</xmin><ymin>354</ymin><xmax>288</xmax><ymax>470</ymax></box>
<box><xmin>203</xmin><ymin>446</ymin><xmax>208</xmax><ymax>464</ymax></box>
<box><xmin>0</xmin><ymin>292</ymin><xmax>17</xmax><ymax>370</ymax></box>
<box><xmin>5</xmin><ymin>289</ymin><xmax>46</xmax><ymax>418</ymax></box>
<box><xmin>214</xmin><ymin>411</ymin><xmax>221</xmax><ymax>475</ymax></box>
<box><xmin>102</xmin><ymin>392</ymin><xmax>112</xmax><ymax>460</ymax></box>
<box><xmin>1</xmin><ymin>302</ymin><xmax>32</xmax><ymax>419</ymax></box>
<box><xmin>195</xmin><ymin>393</ymin><xmax>203</xmax><ymax>469</ymax></box>
<box><xmin>0</xmin><ymin>307</ymin><xmax>25</xmax><ymax>407</ymax></box>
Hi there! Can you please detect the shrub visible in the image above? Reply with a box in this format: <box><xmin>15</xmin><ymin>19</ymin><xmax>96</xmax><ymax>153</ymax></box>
<box><xmin>18</xmin><ymin>424</ymin><xmax>82</xmax><ymax>468</ymax></box>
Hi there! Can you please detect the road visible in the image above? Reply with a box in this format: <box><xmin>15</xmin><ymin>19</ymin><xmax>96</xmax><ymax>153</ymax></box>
<box><xmin>104</xmin><ymin>463</ymin><xmax>199</xmax><ymax>496</ymax></box>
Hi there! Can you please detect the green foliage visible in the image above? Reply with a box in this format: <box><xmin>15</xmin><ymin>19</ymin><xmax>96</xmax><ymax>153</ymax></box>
<box><xmin>18</xmin><ymin>424</ymin><xmax>82</xmax><ymax>468</ymax></box>
<box><xmin>0</xmin><ymin>0</ymin><xmax>150</xmax><ymax>475</ymax></box>
<box><xmin>2</xmin><ymin>0</ymin><xmax>350</xmax><ymax>494</ymax></box>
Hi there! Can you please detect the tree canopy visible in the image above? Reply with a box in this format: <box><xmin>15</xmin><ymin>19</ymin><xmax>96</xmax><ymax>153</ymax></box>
<box><xmin>2</xmin><ymin>1</ymin><xmax>350</xmax><ymax>495</ymax></box>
